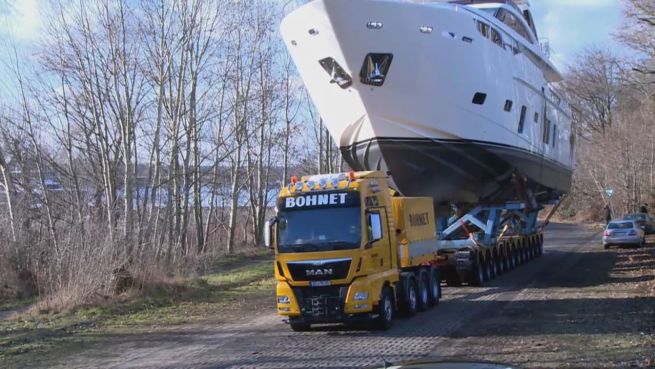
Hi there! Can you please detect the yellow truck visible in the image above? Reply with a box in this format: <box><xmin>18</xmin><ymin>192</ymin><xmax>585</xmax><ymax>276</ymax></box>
<box><xmin>264</xmin><ymin>171</ymin><xmax>443</xmax><ymax>331</ymax></box>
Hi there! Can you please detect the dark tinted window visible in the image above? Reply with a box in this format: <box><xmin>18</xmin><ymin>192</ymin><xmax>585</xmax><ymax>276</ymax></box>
<box><xmin>472</xmin><ymin>92</ymin><xmax>487</xmax><ymax>105</ymax></box>
<box><xmin>552</xmin><ymin>124</ymin><xmax>557</xmax><ymax>147</ymax></box>
<box><xmin>476</xmin><ymin>21</ymin><xmax>490</xmax><ymax>38</ymax></box>
<box><xmin>518</xmin><ymin>106</ymin><xmax>527</xmax><ymax>133</ymax></box>
<box><xmin>543</xmin><ymin>119</ymin><xmax>551</xmax><ymax>144</ymax></box>
<box><xmin>490</xmin><ymin>27</ymin><xmax>503</xmax><ymax>47</ymax></box>
<box><xmin>278</xmin><ymin>207</ymin><xmax>361</xmax><ymax>253</ymax></box>
<box><xmin>608</xmin><ymin>222</ymin><xmax>634</xmax><ymax>229</ymax></box>
<box><xmin>496</xmin><ymin>9</ymin><xmax>533</xmax><ymax>43</ymax></box>
<box><xmin>504</xmin><ymin>100</ymin><xmax>513</xmax><ymax>112</ymax></box>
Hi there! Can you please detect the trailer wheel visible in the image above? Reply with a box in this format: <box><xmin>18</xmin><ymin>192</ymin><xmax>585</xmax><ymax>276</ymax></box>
<box><xmin>417</xmin><ymin>272</ymin><xmax>430</xmax><ymax>312</ymax></box>
<box><xmin>508</xmin><ymin>246</ymin><xmax>516</xmax><ymax>269</ymax></box>
<box><xmin>502</xmin><ymin>246</ymin><xmax>512</xmax><ymax>272</ymax></box>
<box><xmin>428</xmin><ymin>268</ymin><xmax>441</xmax><ymax>306</ymax></box>
<box><xmin>289</xmin><ymin>318</ymin><xmax>311</xmax><ymax>332</ymax></box>
<box><xmin>517</xmin><ymin>242</ymin><xmax>525</xmax><ymax>265</ymax></box>
<box><xmin>489</xmin><ymin>252</ymin><xmax>498</xmax><ymax>278</ymax></box>
<box><xmin>400</xmin><ymin>278</ymin><xmax>418</xmax><ymax>317</ymax></box>
<box><xmin>496</xmin><ymin>248</ymin><xmax>504</xmax><ymax>275</ymax></box>
<box><xmin>468</xmin><ymin>254</ymin><xmax>484</xmax><ymax>286</ymax></box>
<box><xmin>372</xmin><ymin>286</ymin><xmax>394</xmax><ymax>330</ymax></box>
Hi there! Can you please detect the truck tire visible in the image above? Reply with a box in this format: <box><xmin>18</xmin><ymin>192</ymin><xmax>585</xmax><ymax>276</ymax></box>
<box><xmin>428</xmin><ymin>268</ymin><xmax>441</xmax><ymax>306</ymax></box>
<box><xmin>417</xmin><ymin>271</ymin><xmax>430</xmax><ymax>312</ymax></box>
<box><xmin>372</xmin><ymin>287</ymin><xmax>394</xmax><ymax>330</ymax></box>
<box><xmin>400</xmin><ymin>278</ymin><xmax>418</xmax><ymax>317</ymax></box>
<box><xmin>289</xmin><ymin>318</ymin><xmax>311</xmax><ymax>332</ymax></box>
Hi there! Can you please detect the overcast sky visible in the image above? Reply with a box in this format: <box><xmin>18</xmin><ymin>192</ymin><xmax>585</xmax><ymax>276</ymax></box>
<box><xmin>0</xmin><ymin>0</ymin><xmax>628</xmax><ymax>73</ymax></box>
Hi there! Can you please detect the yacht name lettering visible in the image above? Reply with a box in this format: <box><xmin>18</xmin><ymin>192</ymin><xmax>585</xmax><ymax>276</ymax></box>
<box><xmin>285</xmin><ymin>193</ymin><xmax>348</xmax><ymax>208</ymax></box>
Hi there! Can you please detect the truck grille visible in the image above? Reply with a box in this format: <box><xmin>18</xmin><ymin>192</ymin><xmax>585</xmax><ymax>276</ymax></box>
<box><xmin>293</xmin><ymin>286</ymin><xmax>347</xmax><ymax>319</ymax></box>
<box><xmin>286</xmin><ymin>258</ymin><xmax>351</xmax><ymax>281</ymax></box>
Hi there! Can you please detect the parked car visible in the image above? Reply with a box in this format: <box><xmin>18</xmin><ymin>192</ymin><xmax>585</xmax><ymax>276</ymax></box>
<box><xmin>622</xmin><ymin>213</ymin><xmax>655</xmax><ymax>235</ymax></box>
<box><xmin>603</xmin><ymin>220</ymin><xmax>645</xmax><ymax>249</ymax></box>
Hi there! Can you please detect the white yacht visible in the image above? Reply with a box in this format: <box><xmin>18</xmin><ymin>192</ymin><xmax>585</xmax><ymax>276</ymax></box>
<box><xmin>281</xmin><ymin>0</ymin><xmax>574</xmax><ymax>204</ymax></box>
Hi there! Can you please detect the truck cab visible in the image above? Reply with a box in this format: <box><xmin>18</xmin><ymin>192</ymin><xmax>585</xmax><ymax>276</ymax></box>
<box><xmin>265</xmin><ymin>171</ymin><xmax>441</xmax><ymax>331</ymax></box>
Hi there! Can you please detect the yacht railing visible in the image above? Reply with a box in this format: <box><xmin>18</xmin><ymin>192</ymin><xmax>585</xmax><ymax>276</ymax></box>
<box><xmin>539</xmin><ymin>38</ymin><xmax>552</xmax><ymax>59</ymax></box>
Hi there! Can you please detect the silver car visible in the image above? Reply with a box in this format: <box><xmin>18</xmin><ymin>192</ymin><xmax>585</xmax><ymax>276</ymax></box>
<box><xmin>603</xmin><ymin>220</ymin><xmax>645</xmax><ymax>249</ymax></box>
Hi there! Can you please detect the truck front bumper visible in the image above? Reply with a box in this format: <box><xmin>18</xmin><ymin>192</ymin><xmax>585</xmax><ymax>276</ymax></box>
<box><xmin>277</xmin><ymin>282</ymin><xmax>376</xmax><ymax>324</ymax></box>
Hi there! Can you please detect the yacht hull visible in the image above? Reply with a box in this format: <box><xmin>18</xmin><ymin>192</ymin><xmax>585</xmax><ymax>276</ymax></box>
<box><xmin>342</xmin><ymin>137</ymin><xmax>571</xmax><ymax>203</ymax></box>
<box><xmin>281</xmin><ymin>0</ymin><xmax>574</xmax><ymax>204</ymax></box>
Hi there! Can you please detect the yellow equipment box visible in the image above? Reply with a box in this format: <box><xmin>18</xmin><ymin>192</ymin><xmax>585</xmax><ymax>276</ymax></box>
<box><xmin>392</xmin><ymin>197</ymin><xmax>439</xmax><ymax>268</ymax></box>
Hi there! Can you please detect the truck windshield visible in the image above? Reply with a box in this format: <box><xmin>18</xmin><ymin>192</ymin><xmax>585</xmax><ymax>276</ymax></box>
<box><xmin>277</xmin><ymin>207</ymin><xmax>361</xmax><ymax>253</ymax></box>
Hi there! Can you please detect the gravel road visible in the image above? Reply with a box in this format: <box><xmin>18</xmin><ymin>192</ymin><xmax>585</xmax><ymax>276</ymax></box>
<box><xmin>26</xmin><ymin>223</ymin><xmax>655</xmax><ymax>369</ymax></box>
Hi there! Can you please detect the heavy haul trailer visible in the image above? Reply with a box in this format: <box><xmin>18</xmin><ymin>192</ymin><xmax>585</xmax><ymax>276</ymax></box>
<box><xmin>265</xmin><ymin>171</ymin><xmax>556</xmax><ymax>331</ymax></box>
<box><xmin>265</xmin><ymin>171</ymin><xmax>443</xmax><ymax>331</ymax></box>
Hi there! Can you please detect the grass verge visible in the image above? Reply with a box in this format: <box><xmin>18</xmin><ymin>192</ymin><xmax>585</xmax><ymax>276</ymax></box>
<box><xmin>0</xmin><ymin>250</ymin><xmax>275</xmax><ymax>364</ymax></box>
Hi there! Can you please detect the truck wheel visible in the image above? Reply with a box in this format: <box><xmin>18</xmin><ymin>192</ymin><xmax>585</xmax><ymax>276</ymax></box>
<box><xmin>417</xmin><ymin>272</ymin><xmax>429</xmax><ymax>312</ymax></box>
<box><xmin>400</xmin><ymin>279</ymin><xmax>418</xmax><ymax>317</ymax></box>
<box><xmin>289</xmin><ymin>318</ymin><xmax>311</xmax><ymax>332</ymax></box>
<box><xmin>373</xmin><ymin>287</ymin><xmax>394</xmax><ymax>330</ymax></box>
<box><xmin>428</xmin><ymin>268</ymin><xmax>441</xmax><ymax>306</ymax></box>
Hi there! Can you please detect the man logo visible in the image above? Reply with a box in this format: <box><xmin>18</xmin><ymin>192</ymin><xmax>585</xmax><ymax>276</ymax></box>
<box><xmin>305</xmin><ymin>268</ymin><xmax>333</xmax><ymax>276</ymax></box>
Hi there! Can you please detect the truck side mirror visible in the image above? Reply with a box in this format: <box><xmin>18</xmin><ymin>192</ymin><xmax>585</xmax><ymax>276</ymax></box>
<box><xmin>366</xmin><ymin>211</ymin><xmax>383</xmax><ymax>247</ymax></box>
<box><xmin>264</xmin><ymin>217</ymin><xmax>278</xmax><ymax>249</ymax></box>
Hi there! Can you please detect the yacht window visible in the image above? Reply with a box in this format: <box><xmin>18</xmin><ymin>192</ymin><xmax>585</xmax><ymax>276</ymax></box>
<box><xmin>496</xmin><ymin>9</ymin><xmax>533</xmax><ymax>44</ymax></box>
<box><xmin>476</xmin><ymin>21</ymin><xmax>490</xmax><ymax>38</ymax></box>
<box><xmin>504</xmin><ymin>100</ymin><xmax>513</xmax><ymax>112</ymax></box>
<box><xmin>490</xmin><ymin>27</ymin><xmax>503</xmax><ymax>47</ymax></box>
<box><xmin>518</xmin><ymin>106</ymin><xmax>527</xmax><ymax>133</ymax></box>
<box><xmin>543</xmin><ymin>119</ymin><xmax>551</xmax><ymax>144</ymax></box>
<box><xmin>552</xmin><ymin>124</ymin><xmax>557</xmax><ymax>147</ymax></box>
<box><xmin>512</xmin><ymin>39</ymin><xmax>521</xmax><ymax>55</ymax></box>
<box><xmin>472</xmin><ymin>92</ymin><xmax>487</xmax><ymax>105</ymax></box>
<box><xmin>534</xmin><ymin>112</ymin><xmax>539</xmax><ymax>123</ymax></box>
<box><xmin>478</xmin><ymin>8</ymin><xmax>498</xmax><ymax>16</ymax></box>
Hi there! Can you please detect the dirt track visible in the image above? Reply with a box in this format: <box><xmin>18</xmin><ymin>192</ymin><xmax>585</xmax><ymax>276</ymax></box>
<box><xmin>13</xmin><ymin>223</ymin><xmax>655</xmax><ymax>368</ymax></box>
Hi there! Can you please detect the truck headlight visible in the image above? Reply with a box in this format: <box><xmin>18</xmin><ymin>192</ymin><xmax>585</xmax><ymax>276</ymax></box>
<box><xmin>277</xmin><ymin>295</ymin><xmax>290</xmax><ymax>304</ymax></box>
<box><xmin>354</xmin><ymin>292</ymin><xmax>368</xmax><ymax>301</ymax></box>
